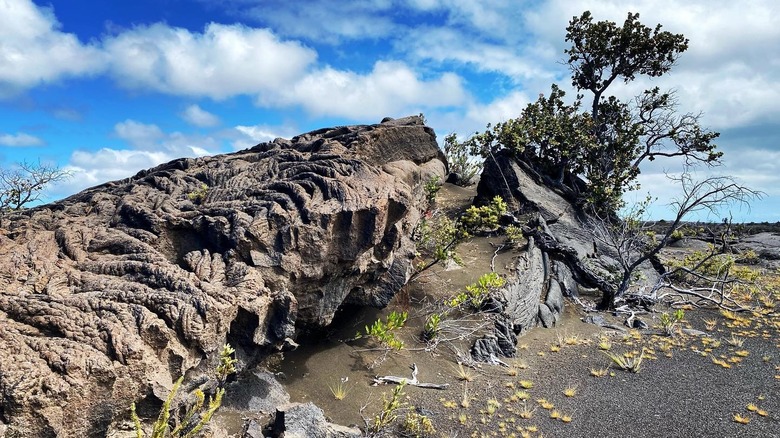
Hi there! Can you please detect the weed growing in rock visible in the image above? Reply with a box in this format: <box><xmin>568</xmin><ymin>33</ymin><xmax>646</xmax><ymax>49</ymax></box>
<box><xmin>733</xmin><ymin>413</ymin><xmax>751</xmax><ymax>424</ymax></box>
<box><xmin>187</xmin><ymin>183</ymin><xmax>209</xmax><ymax>204</ymax></box>
<box><xmin>130</xmin><ymin>344</ymin><xmax>235</xmax><ymax>438</ymax></box>
<box><xmin>563</xmin><ymin>386</ymin><xmax>578</xmax><ymax>397</ymax></box>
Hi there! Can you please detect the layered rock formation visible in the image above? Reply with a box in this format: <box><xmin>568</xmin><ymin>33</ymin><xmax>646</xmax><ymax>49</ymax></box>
<box><xmin>0</xmin><ymin>115</ymin><xmax>445</xmax><ymax>436</ymax></box>
<box><xmin>471</xmin><ymin>150</ymin><xmax>659</xmax><ymax>362</ymax></box>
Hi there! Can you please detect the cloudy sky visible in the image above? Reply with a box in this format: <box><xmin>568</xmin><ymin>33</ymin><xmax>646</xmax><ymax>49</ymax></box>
<box><xmin>1</xmin><ymin>0</ymin><xmax>778</xmax><ymax>221</ymax></box>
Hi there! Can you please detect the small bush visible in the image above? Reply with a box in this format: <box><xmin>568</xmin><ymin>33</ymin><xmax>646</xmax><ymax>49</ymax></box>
<box><xmin>443</xmin><ymin>133</ymin><xmax>482</xmax><ymax>187</ymax></box>
<box><xmin>422</xmin><ymin>313</ymin><xmax>441</xmax><ymax>341</ymax></box>
<box><xmin>359</xmin><ymin>311</ymin><xmax>408</xmax><ymax>350</ymax></box>
<box><xmin>423</xmin><ymin>175</ymin><xmax>441</xmax><ymax>205</ymax></box>
<box><xmin>460</xmin><ymin>196</ymin><xmax>507</xmax><ymax>232</ymax></box>
<box><xmin>657</xmin><ymin>309</ymin><xmax>685</xmax><ymax>336</ymax></box>
<box><xmin>401</xmin><ymin>411</ymin><xmax>436</xmax><ymax>437</ymax></box>
<box><xmin>187</xmin><ymin>183</ymin><xmax>209</xmax><ymax>204</ymax></box>
<box><xmin>450</xmin><ymin>272</ymin><xmax>506</xmax><ymax>309</ymax></box>
<box><xmin>370</xmin><ymin>382</ymin><xmax>406</xmax><ymax>433</ymax></box>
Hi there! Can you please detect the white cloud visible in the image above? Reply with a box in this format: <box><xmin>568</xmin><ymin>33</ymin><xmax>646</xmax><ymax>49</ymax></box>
<box><xmin>103</xmin><ymin>22</ymin><xmax>317</xmax><ymax>99</ymax></box>
<box><xmin>0</xmin><ymin>0</ymin><xmax>104</xmax><ymax>97</ymax></box>
<box><xmin>0</xmin><ymin>132</ymin><xmax>44</xmax><ymax>147</ymax></box>
<box><xmin>266</xmin><ymin>61</ymin><xmax>468</xmax><ymax>119</ymax></box>
<box><xmin>181</xmin><ymin>104</ymin><xmax>220</xmax><ymax>127</ymax></box>
<box><xmin>58</xmin><ymin>148</ymin><xmax>180</xmax><ymax>196</ymax></box>
<box><xmin>523</xmin><ymin>0</ymin><xmax>780</xmax><ymax>128</ymax></box>
<box><xmin>114</xmin><ymin>120</ymin><xmax>165</xmax><ymax>150</ymax></box>
<box><xmin>214</xmin><ymin>0</ymin><xmax>399</xmax><ymax>43</ymax></box>
<box><xmin>400</xmin><ymin>27</ymin><xmax>554</xmax><ymax>84</ymax></box>
<box><xmin>56</xmin><ymin>125</ymin><xmax>223</xmax><ymax>197</ymax></box>
<box><xmin>232</xmin><ymin>125</ymin><xmax>285</xmax><ymax>150</ymax></box>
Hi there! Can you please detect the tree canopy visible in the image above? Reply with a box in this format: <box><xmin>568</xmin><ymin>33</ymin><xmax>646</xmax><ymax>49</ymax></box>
<box><xmin>465</xmin><ymin>11</ymin><xmax>722</xmax><ymax>214</ymax></box>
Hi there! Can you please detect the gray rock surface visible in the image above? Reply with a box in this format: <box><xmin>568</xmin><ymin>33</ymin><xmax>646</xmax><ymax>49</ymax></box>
<box><xmin>735</xmin><ymin>232</ymin><xmax>780</xmax><ymax>265</ymax></box>
<box><xmin>471</xmin><ymin>150</ymin><xmax>661</xmax><ymax>361</ymax></box>
<box><xmin>270</xmin><ymin>402</ymin><xmax>362</xmax><ymax>438</ymax></box>
<box><xmin>0</xmin><ymin>115</ymin><xmax>445</xmax><ymax>436</ymax></box>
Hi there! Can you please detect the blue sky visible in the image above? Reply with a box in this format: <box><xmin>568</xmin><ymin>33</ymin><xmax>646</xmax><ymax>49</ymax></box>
<box><xmin>1</xmin><ymin>0</ymin><xmax>778</xmax><ymax>221</ymax></box>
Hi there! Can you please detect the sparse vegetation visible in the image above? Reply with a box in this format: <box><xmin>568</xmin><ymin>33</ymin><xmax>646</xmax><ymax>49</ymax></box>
<box><xmin>359</xmin><ymin>311</ymin><xmax>408</xmax><ymax>350</ymax></box>
<box><xmin>400</xmin><ymin>410</ymin><xmax>436</xmax><ymax>437</ymax></box>
<box><xmin>603</xmin><ymin>348</ymin><xmax>645</xmax><ymax>373</ymax></box>
<box><xmin>369</xmin><ymin>381</ymin><xmax>406</xmax><ymax>434</ymax></box>
<box><xmin>423</xmin><ymin>175</ymin><xmax>442</xmax><ymax>205</ymax></box>
<box><xmin>658</xmin><ymin>309</ymin><xmax>685</xmax><ymax>336</ymax></box>
<box><xmin>449</xmin><ymin>272</ymin><xmax>506</xmax><ymax>309</ymax></box>
<box><xmin>328</xmin><ymin>378</ymin><xmax>350</xmax><ymax>401</ymax></box>
<box><xmin>422</xmin><ymin>312</ymin><xmax>441</xmax><ymax>341</ymax></box>
<box><xmin>130</xmin><ymin>344</ymin><xmax>236</xmax><ymax>438</ymax></box>
<box><xmin>187</xmin><ymin>183</ymin><xmax>209</xmax><ymax>204</ymax></box>
<box><xmin>443</xmin><ymin>133</ymin><xmax>482</xmax><ymax>187</ymax></box>
<box><xmin>453</xmin><ymin>363</ymin><xmax>474</xmax><ymax>382</ymax></box>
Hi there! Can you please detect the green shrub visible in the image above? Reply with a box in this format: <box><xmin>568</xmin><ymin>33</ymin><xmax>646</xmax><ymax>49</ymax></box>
<box><xmin>422</xmin><ymin>313</ymin><xmax>442</xmax><ymax>341</ymax></box>
<box><xmin>401</xmin><ymin>410</ymin><xmax>436</xmax><ymax>437</ymax></box>
<box><xmin>460</xmin><ymin>196</ymin><xmax>507</xmax><ymax>232</ymax></box>
<box><xmin>658</xmin><ymin>309</ymin><xmax>685</xmax><ymax>336</ymax></box>
<box><xmin>450</xmin><ymin>272</ymin><xmax>506</xmax><ymax>309</ymax></box>
<box><xmin>187</xmin><ymin>183</ymin><xmax>208</xmax><ymax>204</ymax></box>
<box><xmin>370</xmin><ymin>382</ymin><xmax>406</xmax><ymax>433</ymax></box>
<box><xmin>423</xmin><ymin>175</ymin><xmax>441</xmax><ymax>205</ymax></box>
<box><xmin>443</xmin><ymin>133</ymin><xmax>481</xmax><ymax>187</ymax></box>
<box><xmin>359</xmin><ymin>311</ymin><xmax>408</xmax><ymax>350</ymax></box>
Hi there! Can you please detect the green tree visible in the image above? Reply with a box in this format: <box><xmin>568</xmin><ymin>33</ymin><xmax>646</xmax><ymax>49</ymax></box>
<box><xmin>469</xmin><ymin>11</ymin><xmax>721</xmax><ymax>214</ymax></box>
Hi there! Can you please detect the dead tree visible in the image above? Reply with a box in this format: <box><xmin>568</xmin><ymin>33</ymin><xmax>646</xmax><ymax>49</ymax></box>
<box><xmin>594</xmin><ymin>174</ymin><xmax>760</xmax><ymax>309</ymax></box>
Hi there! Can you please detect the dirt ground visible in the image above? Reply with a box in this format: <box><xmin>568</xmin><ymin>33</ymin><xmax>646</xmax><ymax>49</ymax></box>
<box><xmin>258</xmin><ymin>183</ymin><xmax>780</xmax><ymax>437</ymax></box>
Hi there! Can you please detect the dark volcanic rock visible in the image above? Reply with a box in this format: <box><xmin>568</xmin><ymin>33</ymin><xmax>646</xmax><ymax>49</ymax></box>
<box><xmin>471</xmin><ymin>150</ymin><xmax>660</xmax><ymax>362</ymax></box>
<box><xmin>269</xmin><ymin>402</ymin><xmax>361</xmax><ymax>438</ymax></box>
<box><xmin>0</xmin><ymin>115</ymin><xmax>445</xmax><ymax>436</ymax></box>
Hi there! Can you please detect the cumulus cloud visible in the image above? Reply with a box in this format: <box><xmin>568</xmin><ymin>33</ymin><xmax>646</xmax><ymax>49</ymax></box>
<box><xmin>0</xmin><ymin>0</ymin><xmax>104</xmax><ymax>97</ymax></box>
<box><xmin>113</xmin><ymin>120</ymin><xmax>165</xmax><ymax>149</ymax></box>
<box><xmin>231</xmin><ymin>124</ymin><xmax>288</xmax><ymax>150</ymax></box>
<box><xmin>181</xmin><ymin>104</ymin><xmax>220</xmax><ymax>127</ymax></box>
<box><xmin>103</xmin><ymin>22</ymin><xmax>317</xmax><ymax>99</ymax></box>
<box><xmin>50</xmin><ymin>119</ymin><xmax>226</xmax><ymax>197</ymax></box>
<box><xmin>522</xmin><ymin>0</ymin><xmax>780</xmax><ymax>127</ymax></box>
<box><xmin>0</xmin><ymin>132</ymin><xmax>44</xmax><ymax>147</ymax></box>
<box><xmin>266</xmin><ymin>61</ymin><xmax>468</xmax><ymax>119</ymax></box>
<box><xmin>209</xmin><ymin>0</ymin><xmax>400</xmax><ymax>43</ymax></box>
